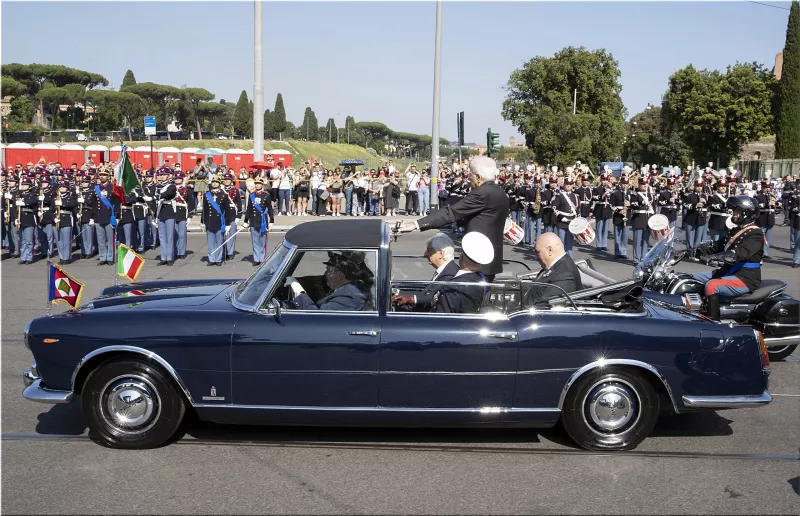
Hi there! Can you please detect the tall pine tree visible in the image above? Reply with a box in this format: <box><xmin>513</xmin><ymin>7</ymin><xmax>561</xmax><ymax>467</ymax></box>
<box><xmin>776</xmin><ymin>1</ymin><xmax>800</xmax><ymax>158</ymax></box>
<box><xmin>273</xmin><ymin>93</ymin><xmax>287</xmax><ymax>137</ymax></box>
<box><xmin>263</xmin><ymin>109</ymin><xmax>274</xmax><ymax>139</ymax></box>
<box><xmin>301</xmin><ymin>107</ymin><xmax>318</xmax><ymax>141</ymax></box>
<box><xmin>121</xmin><ymin>70</ymin><xmax>136</xmax><ymax>90</ymax></box>
<box><xmin>325</xmin><ymin>118</ymin><xmax>337</xmax><ymax>143</ymax></box>
<box><xmin>232</xmin><ymin>90</ymin><xmax>252</xmax><ymax>138</ymax></box>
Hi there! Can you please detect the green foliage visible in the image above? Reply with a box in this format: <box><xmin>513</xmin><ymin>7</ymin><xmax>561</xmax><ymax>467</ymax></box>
<box><xmin>2</xmin><ymin>76</ymin><xmax>27</xmax><ymax>97</ymax></box>
<box><xmin>272</xmin><ymin>93</ymin><xmax>287</xmax><ymax>135</ymax></box>
<box><xmin>197</xmin><ymin>102</ymin><xmax>228</xmax><ymax>134</ymax></box>
<box><xmin>301</xmin><ymin>107</ymin><xmax>318</xmax><ymax>140</ymax></box>
<box><xmin>232</xmin><ymin>90</ymin><xmax>252</xmax><ymax>138</ymax></box>
<box><xmin>777</xmin><ymin>1</ymin><xmax>800</xmax><ymax>158</ymax></box>
<box><xmin>36</xmin><ymin>86</ymin><xmax>70</xmax><ymax>128</ymax></box>
<box><xmin>121</xmin><ymin>69</ymin><xmax>137</xmax><ymax>90</ymax></box>
<box><xmin>8</xmin><ymin>96</ymin><xmax>35</xmax><ymax>124</ymax></box>
<box><xmin>502</xmin><ymin>46</ymin><xmax>626</xmax><ymax>168</ymax></box>
<box><xmin>662</xmin><ymin>62</ymin><xmax>776</xmax><ymax>165</ymax></box>
<box><xmin>325</xmin><ymin>118</ymin><xmax>337</xmax><ymax>142</ymax></box>
<box><xmin>183</xmin><ymin>87</ymin><xmax>215</xmax><ymax>138</ymax></box>
<box><xmin>125</xmin><ymin>82</ymin><xmax>183</xmax><ymax>136</ymax></box>
<box><xmin>263</xmin><ymin>109</ymin><xmax>274</xmax><ymax>139</ymax></box>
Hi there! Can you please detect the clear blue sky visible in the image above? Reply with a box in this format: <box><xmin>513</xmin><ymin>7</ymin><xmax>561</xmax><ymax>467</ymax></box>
<box><xmin>1</xmin><ymin>1</ymin><xmax>791</xmax><ymax>143</ymax></box>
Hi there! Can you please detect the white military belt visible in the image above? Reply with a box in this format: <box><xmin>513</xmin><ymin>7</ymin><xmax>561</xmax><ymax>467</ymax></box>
<box><xmin>709</xmin><ymin>211</ymin><xmax>729</xmax><ymax>217</ymax></box>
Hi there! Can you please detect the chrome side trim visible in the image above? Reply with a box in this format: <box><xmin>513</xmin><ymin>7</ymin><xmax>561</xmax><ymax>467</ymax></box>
<box><xmin>24</xmin><ymin>320</ymin><xmax>31</xmax><ymax>350</ymax></box>
<box><xmin>761</xmin><ymin>322</ymin><xmax>800</xmax><ymax>328</ymax></box>
<box><xmin>381</xmin><ymin>221</ymin><xmax>390</xmax><ymax>249</ymax></box>
<box><xmin>23</xmin><ymin>379</ymin><xmax>73</xmax><ymax>404</ymax></box>
<box><xmin>681</xmin><ymin>391</ymin><xmax>772</xmax><ymax>409</ymax></box>
<box><xmin>193</xmin><ymin>403</ymin><xmax>560</xmax><ymax>414</ymax></box>
<box><xmin>381</xmin><ymin>370</ymin><xmax>516</xmax><ymax>376</ymax></box>
<box><xmin>557</xmin><ymin>359</ymin><xmax>680</xmax><ymax>414</ymax></box>
<box><xmin>71</xmin><ymin>345</ymin><xmax>194</xmax><ymax>403</ymax></box>
<box><xmin>252</xmin><ymin>243</ymin><xmax>297</xmax><ymax>312</ymax></box>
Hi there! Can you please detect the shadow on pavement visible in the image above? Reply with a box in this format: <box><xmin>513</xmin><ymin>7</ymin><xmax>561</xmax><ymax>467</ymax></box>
<box><xmin>35</xmin><ymin>403</ymin><xmax>87</xmax><ymax>436</ymax></box>
<box><xmin>652</xmin><ymin>411</ymin><xmax>734</xmax><ymax>438</ymax></box>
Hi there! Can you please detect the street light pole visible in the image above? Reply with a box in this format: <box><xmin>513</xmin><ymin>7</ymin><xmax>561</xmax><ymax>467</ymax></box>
<box><xmin>430</xmin><ymin>0</ymin><xmax>443</xmax><ymax>209</ymax></box>
<box><xmin>253</xmin><ymin>0</ymin><xmax>264</xmax><ymax>161</ymax></box>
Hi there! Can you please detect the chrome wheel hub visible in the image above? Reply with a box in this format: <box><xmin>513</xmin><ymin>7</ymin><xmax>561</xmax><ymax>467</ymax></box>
<box><xmin>584</xmin><ymin>379</ymin><xmax>639</xmax><ymax>433</ymax></box>
<box><xmin>101</xmin><ymin>375</ymin><xmax>160</xmax><ymax>434</ymax></box>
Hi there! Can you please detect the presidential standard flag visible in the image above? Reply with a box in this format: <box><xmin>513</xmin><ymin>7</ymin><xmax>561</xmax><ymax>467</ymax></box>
<box><xmin>117</xmin><ymin>244</ymin><xmax>145</xmax><ymax>281</ymax></box>
<box><xmin>48</xmin><ymin>262</ymin><xmax>85</xmax><ymax>309</ymax></box>
<box><xmin>113</xmin><ymin>144</ymin><xmax>140</xmax><ymax>204</ymax></box>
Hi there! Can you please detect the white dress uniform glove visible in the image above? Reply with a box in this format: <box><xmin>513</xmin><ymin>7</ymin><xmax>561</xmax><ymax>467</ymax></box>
<box><xmin>89</xmin><ymin>219</ymin><xmax>95</xmax><ymax>226</ymax></box>
<box><xmin>55</xmin><ymin>200</ymin><xmax>62</xmax><ymax>206</ymax></box>
<box><xmin>242</xmin><ymin>222</ymin><xmax>250</xmax><ymax>229</ymax></box>
<box><xmin>284</xmin><ymin>276</ymin><xmax>305</xmax><ymax>295</ymax></box>
<box><xmin>143</xmin><ymin>196</ymin><xmax>153</xmax><ymax>202</ymax></box>
<box><xmin>16</xmin><ymin>200</ymin><xmax>25</xmax><ymax>207</ymax></box>
<box><xmin>38</xmin><ymin>195</ymin><xmax>45</xmax><ymax>201</ymax></box>
<box><xmin>200</xmin><ymin>223</ymin><xmax>206</xmax><ymax>232</ymax></box>
<box><xmin>4</xmin><ymin>193</ymin><xmax>11</xmax><ymax>199</ymax></box>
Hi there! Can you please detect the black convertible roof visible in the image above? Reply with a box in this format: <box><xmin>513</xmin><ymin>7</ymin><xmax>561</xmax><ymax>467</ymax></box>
<box><xmin>284</xmin><ymin>219</ymin><xmax>385</xmax><ymax>249</ymax></box>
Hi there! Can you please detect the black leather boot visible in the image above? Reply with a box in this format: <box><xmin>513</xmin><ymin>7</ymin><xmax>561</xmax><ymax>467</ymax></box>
<box><xmin>706</xmin><ymin>293</ymin><xmax>721</xmax><ymax>321</ymax></box>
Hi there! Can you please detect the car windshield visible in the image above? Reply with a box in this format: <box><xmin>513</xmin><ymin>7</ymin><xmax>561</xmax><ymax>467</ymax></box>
<box><xmin>639</xmin><ymin>236</ymin><xmax>673</xmax><ymax>271</ymax></box>
<box><xmin>234</xmin><ymin>243</ymin><xmax>291</xmax><ymax>307</ymax></box>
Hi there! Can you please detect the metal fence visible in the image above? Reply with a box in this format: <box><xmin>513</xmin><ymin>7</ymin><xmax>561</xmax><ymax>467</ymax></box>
<box><xmin>738</xmin><ymin>159</ymin><xmax>800</xmax><ymax>180</ymax></box>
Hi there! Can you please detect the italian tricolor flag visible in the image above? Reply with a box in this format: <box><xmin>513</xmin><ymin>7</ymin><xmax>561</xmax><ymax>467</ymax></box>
<box><xmin>117</xmin><ymin>244</ymin><xmax>145</xmax><ymax>281</ymax></box>
<box><xmin>113</xmin><ymin>144</ymin><xmax>140</xmax><ymax>204</ymax></box>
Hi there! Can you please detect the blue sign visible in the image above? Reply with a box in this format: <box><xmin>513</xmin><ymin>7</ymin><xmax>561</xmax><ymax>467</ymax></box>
<box><xmin>144</xmin><ymin>116</ymin><xmax>156</xmax><ymax>136</ymax></box>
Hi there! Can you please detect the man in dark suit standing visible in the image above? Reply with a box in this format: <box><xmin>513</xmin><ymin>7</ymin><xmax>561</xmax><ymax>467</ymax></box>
<box><xmin>397</xmin><ymin>157</ymin><xmax>509</xmax><ymax>281</ymax></box>
<box><xmin>525</xmin><ymin>232</ymin><xmax>582</xmax><ymax>305</ymax></box>
<box><xmin>392</xmin><ymin>232</ymin><xmax>458</xmax><ymax>310</ymax></box>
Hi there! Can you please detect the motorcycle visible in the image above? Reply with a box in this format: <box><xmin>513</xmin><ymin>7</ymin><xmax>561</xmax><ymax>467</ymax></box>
<box><xmin>635</xmin><ymin>238</ymin><xmax>799</xmax><ymax>361</ymax></box>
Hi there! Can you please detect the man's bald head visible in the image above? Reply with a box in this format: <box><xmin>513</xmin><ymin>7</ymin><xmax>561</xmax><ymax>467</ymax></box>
<box><xmin>534</xmin><ymin>232</ymin><xmax>566</xmax><ymax>269</ymax></box>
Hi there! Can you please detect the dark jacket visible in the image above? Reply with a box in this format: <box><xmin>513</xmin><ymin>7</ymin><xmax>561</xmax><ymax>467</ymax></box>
<box><xmin>682</xmin><ymin>191</ymin><xmax>708</xmax><ymax>226</ymax></box>
<box><xmin>201</xmin><ymin>189</ymin><xmax>236</xmax><ymax>233</ymax></box>
<box><xmin>295</xmin><ymin>282</ymin><xmax>366</xmax><ymax>311</ymax></box>
<box><xmin>156</xmin><ymin>182</ymin><xmax>177</xmax><ymax>221</ymax></box>
<box><xmin>576</xmin><ymin>186</ymin><xmax>593</xmax><ymax>217</ymax></box>
<box><xmin>755</xmin><ymin>192</ymin><xmax>775</xmax><ymax>228</ymax></box>
<box><xmin>433</xmin><ymin>270</ymin><xmax>486</xmax><ymax>314</ymax></box>
<box><xmin>552</xmin><ymin>190</ymin><xmax>579</xmax><ymax>229</ymax></box>
<box><xmin>243</xmin><ymin>189</ymin><xmax>275</xmax><ymax>233</ymax></box>
<box><xmin>706</xmin><ymin>225</ymin><xmax>763</xmax><ymax>292</ymax></box>
<box><xmin>92</xmin><ymin>182</ymin><xmax>119</xmax><ymax>226</ymax></box>
<box><xmin>400</xmin><ymin>260</ymin><xmax>459</xmax><ymax>310</ymax></box>
<box><xmin>417</xmin><ymin>181</ymin><xmax>510</xmax><ymax>276</ymax></box>
<box><xmin>628</xmin><ymin>190</ymin><xmax>654</xmax><ymax>230</ymax></box>
<box><xmin>657</xmin><ymin>189</ymin><xmax>681</xmax><ymax>223</ymax></box>
<box><xmin>174</xmin><ymin>186</ymin><xmax>191</xmax><ymax>222</ymax></box>
<box><xmin>592</xmin><ymin>185</ymin><xmax>614</xmax><ymax>219</ymax></box>
<box><xmin>55</xmin><ymin>191</ymin><xmax>78</xmax><ymax>228</ymax></box>
<box><xmin>707</xmin><ymin>192</ymin><xmax>730</xmax><ymax>231</ymax></box>
<box><xmin>525</xmin><ymin>254</ymin><xmax>583</xmax><ymax>306</ymax></box>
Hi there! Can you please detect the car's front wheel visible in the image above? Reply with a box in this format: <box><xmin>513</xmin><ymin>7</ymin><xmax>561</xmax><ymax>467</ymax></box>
<box><xmin>561</xmin><ymin>368</ymin><xmax>659</xmax><ymax>451</ymax></box>
<box><xmin>767</xmin><ymin>344</ymin><xmax>797</xmax><ymax>361</ymax></box>
<box><xmin>81</xmin><ymin>358</ymin><xmax>186</xmax><ymax>449</ymax></box>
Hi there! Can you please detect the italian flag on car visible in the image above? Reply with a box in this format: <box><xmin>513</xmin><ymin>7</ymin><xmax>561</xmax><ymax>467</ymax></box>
<box><xmin>117</xmin><ymin>244</ymin><xmax>145</xmax><ymax>281</ymax></box>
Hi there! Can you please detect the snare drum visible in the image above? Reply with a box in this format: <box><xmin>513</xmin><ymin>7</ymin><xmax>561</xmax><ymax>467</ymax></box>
<box><xmin>647</xmin><ymin>214</ymin><xmax>671</xmax><ymax>242</ymax></box>
<box><xmin>503</xmin><ymin>218</ymin><xmax>524</xmax><ymax>245</ymax></box>
<box><xmin>568</xmin><ymin>217</ymin><xmax>596</xmax><ymax>245</ymax></box>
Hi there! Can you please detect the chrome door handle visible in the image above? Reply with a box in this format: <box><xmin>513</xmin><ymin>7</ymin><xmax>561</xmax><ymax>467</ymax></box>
<box><xmin>484</xmin><ymin>331</ymin><xmax>517</xmax><ymax>340</ymax></box>
<box><xmin>348</xmin><ymin>330</ymin><xmax>379</xmax><ymax>337</ymax></box>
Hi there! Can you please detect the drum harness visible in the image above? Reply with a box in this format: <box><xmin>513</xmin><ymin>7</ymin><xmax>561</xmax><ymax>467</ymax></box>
<box><xmin>709</xmin><ymin>192</ymin><xmax>729</xmax><ymax>219</ymax></box>
<box><xmin>555</xmin><ymin>191</ymin><xmax>578</xmax><ymax>222</ymax></box>
<box><xmin>633</xmin><ymin>192</ymin><xmax>654</xmax><ymax>215</ymax></box>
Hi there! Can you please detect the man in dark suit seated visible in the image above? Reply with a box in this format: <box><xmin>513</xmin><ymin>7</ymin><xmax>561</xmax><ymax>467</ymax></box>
<box><xmin>433</xmin><ymin>232</ymin><xmax>494</xmax><ymax>314</ymax></box>
<box><xmin>525</xmin><ymin>232</ymin><xmax>582</xmax><ymax>305</ymax></box>
<box><xmin>392</xmin><ymin>232</ymin><xmax>459</xmax><ymax>310</ymax></box>
<box><xmin>285</xmin><ymin>252</ymin><xmax>372</xmax><ymax>311</ymax></box>
<box><xmin>396</xmin><ymin>157</ymin><xmax>510</xmax><ymax>282</ymax></box>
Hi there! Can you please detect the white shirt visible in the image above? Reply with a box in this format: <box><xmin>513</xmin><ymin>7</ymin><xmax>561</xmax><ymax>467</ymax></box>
<box><xmin>432</xmin><ymin>259</ymin><xmax>453</xmax><ymax>281</ymax></box>
<box><xmin>406</xmin><ymin>171</ymin><xmax>420</xmax><ymax>191</ymax></box>
<box><xmin>311</xmin><ymin>172</ymin><xmax>322</xmax><ymax>189</ymax></box>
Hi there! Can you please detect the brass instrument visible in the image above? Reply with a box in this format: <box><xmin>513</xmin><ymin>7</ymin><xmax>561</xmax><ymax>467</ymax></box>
<box><xmin>533</xmin><ymin>186</ymin><xmax>541</xmax><ymax>215</ymax></box>
<box><xmin>16</xmin><ymin>176</ymin><xmax>22</xmax><ymax>230</ymax></box>
<box><xmin>76</xmin><ymin>183</ymin><xmax>83</xmax><ymax>225</ymax></box>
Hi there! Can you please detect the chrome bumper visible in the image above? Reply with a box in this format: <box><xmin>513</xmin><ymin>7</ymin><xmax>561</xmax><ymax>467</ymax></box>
<box><xmin>682</xmin><ymin>391</ymin><xmax>772</xmax><ymax>409</ymax></box>
<box><xmin>22</xmin><ymin>362</ymin><xmax>73</xmax><ymax>404</ymax></box>
<box><xmin>764</xmin><ymin>334</ymin><xmax>800</xmax><ymax>348</ymax></box>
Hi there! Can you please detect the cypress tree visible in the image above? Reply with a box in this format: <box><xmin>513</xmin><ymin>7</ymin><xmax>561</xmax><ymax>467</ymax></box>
<box><xmin>121</xmin><ymin>70</ymin><xmax>136</xmax><ymax>90</ymax></box>
<box><xmin>232</xmin><ymin>90</ymin><xmax>252</xmax><ymax>138</ymax></box>
<box><xmin>273</xmin><ymin>93</ymin><xmax>287</xmax><ymax>136</ymax></box>
<box><xmin>776</xmin><ymin>1</ymin><xmax>800</xmax><ymax>158</ymax></box>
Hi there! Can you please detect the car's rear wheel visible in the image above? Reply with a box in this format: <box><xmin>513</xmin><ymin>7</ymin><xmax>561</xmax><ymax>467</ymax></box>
<box><xmin>81</xmin><ymin>358</ymin><xmax>185</xmax><ymax>449</ymax></box>
<box><xmin>561</xmin><ymin>368</ymin><xmax>659</xmax><ymax>451</ymax></box>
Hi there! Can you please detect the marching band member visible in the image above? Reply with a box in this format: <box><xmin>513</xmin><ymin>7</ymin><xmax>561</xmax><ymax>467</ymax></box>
<box><xmin>629</xmin><ymin>177</ymin><xmax>654</xmax><ymax>265</ymax></box>
<box><xmin>37</xmin><ymin>175</ymin><xmax>56</xmax><ymax>260</ymax></box>
<box><xmin>592</xmin><ymin>172</ymin><xmax>614</xmax><ymax>252</ymax></box>
<box><xmin>201</xmin><ymin>175</ymin><xmax>236</xmax><ymax>267</ymax></box>
<box><xmin>576</xmin><ymin>175</ymin><xmax>593</xmax><ymax>219</ymax></box>
<box><xmin>789</xmin><ymin>177</ymin><xmax>800</xmax><ymax>269</ymax></box>
<box><xmin>541</xmin><ymin>176</ymin><xmax>557</xmax><ymax>234</ymax></box>
<box><xmin>552</xmin><ymin>176</ymin><xmax>579</xmax><ymax>256</ymax></box>
<box><xmin>242</xmin><ymin>177</ymin><xmax>275</xmax><ymax>266</ymax></box>
<box><xmin>93</xmin><ymin>169</ymin><xmax>118</xmax><ymax>266</ymax></box>
<box><xmin>683</xmin><ymin>179</ymin><xmax>709</xmax><ymax>256</ymax></box>
<box><xmin>223</xmin><ymin>173</ymin><xmax>243</xmax><ymax>260</ymax></box>
<box><xmin>707</xmin><ymin>178</ymin><xmax>730</xmax><ymax>243</ymax></box>
<box><xmin>129</xmin><ymin>178</ymin><xmax>148</xmax><ymax>253</ymax></box>
<box><xmin>657</xmin><ymin>177</ymin><xmax>681</xmax><ymax>231</ymax></box>
<box><xmin>173</xmin><ymin>171</ymin><xmax>191</xmax><ymax>260</ymax></box>
<box><xmin>523</xmin><ymin>175</ymin><xmax>542</xmax><ymax>247</ymax></box>
<box><xmin>2</xmin><ymin>170</ymin><xmax>21</xmax><ymax>259</ymax></box>
<box><xmin>16</xmin><ymin>177</ymin><xmax>39</xmax><ymax>264</ymax></box>
<box><xmin>54</xmin><ymin>179</ymin><xmax>77</xmax><ymax>264</ymax></box>
<box><xmin>755</xmin><ymin>180</ymin><xmax>776</xmax><ymax>259</ymax></box>
<box><xmin>155</xmin><ymin>166</ymin><xmax>177</xmax><ymax>266</ymax></box>
<box><xmin>611</xmin><ymin>175</ymin><xmax>630</xmax><ymax>260</ymax></box>
<box><xmin>143</xmin><ymin>171</ymin><xmax>159</xmax><ymax>250</ymax></box>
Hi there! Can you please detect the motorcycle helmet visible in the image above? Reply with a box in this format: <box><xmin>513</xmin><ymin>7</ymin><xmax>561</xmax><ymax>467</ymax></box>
<box><xmin>726</xmin><ymin>195</ymin><xmax>759</xmax><ymax>227</ymax></box>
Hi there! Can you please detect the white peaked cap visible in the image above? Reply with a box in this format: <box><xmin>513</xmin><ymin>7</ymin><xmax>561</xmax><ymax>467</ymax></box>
<box><xmin>565</xmin><ymin>166</ymin><xmax>574</xmax><ymax>174</ymax></box>
<box><xmin>550</xmin><ymin>165</ymin><xmax>558</xmax><ymax>173</ymax></box>
<box><xmin>461</xmin><ymin>232</ymin><xmax>494</xmax><ymax>265</ymax></box>
<box><xmin>603</xmin><ymin>165</ymin><xmax>611</xmax><ymax>171</ymax></box>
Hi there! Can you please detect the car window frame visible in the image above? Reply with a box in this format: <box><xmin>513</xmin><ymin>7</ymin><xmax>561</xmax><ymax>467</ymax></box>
<box><xmin>259</xmin><ymin>247</ymin><xmax>380</xmax><ymax>315</ymax></box>
<box><xmin>233</xmin><ymin>242</ymin><xmax>296</xmax><ymax>312</ymax></box>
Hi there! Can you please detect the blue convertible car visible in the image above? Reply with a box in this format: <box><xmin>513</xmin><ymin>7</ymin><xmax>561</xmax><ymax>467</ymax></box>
<box><xmin>22</xmin><ymin>219</ymin><xmax>772</xmax><ymax>450</ymax></box>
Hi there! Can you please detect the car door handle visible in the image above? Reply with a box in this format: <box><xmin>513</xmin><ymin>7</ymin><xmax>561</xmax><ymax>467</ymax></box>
<box><xmin>348</xmin><ymin>330</ymin><xmax>379</xmax><ymax>337</ymax></box>
<box><xmin>483</xmin><ymin>331</ymin><xmax>517</xmax><ymax>340</ymax></box>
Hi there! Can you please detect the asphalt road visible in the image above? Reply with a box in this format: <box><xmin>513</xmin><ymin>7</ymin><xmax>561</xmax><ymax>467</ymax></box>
<box><xmin>2</xmin><ymin>220</ymin><xmax>798</xmax><ymax>514</ymax></box>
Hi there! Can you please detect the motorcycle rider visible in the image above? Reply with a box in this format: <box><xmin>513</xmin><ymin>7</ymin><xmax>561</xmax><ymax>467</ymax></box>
<box><xmin>693</xmin><ymin>195</ymin><xmax>764</xmax><ymax>321</ymax></box>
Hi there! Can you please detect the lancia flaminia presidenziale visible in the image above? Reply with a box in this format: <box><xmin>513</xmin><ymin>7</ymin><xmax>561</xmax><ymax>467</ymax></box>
<box><xmin>22</xmin><ymin>219</ymin><xmax>772</xmax><ymax>450</ymax></box>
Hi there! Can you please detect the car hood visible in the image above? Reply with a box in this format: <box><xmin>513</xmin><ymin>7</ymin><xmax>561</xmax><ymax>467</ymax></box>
<box><xmin>89</xmin><ymin>279</ymin><xmax>238</xmax><ymax>311</ymax></box>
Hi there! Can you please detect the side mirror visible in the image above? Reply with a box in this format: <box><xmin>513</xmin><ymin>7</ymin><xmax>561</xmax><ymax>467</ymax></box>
<box><xmin>270</xmin><ymin>298</ymin><xmax>281</xmax><ymax>319</ymax></box>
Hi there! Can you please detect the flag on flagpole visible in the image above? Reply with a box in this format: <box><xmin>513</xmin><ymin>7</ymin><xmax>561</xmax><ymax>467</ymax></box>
<box><xmin>113</xmin><ymin>144</ymin><xmax>140</xmax><ymax>204</ymax></box>
<box><xmin>117</xmin><ymin>244</ymin><xmax>145</xmax><ymax>281</ymax></box>
<box><xmin>48</xmin><ymin>262</ymin><xmax>85</xmax><ymax>308</ymax></box>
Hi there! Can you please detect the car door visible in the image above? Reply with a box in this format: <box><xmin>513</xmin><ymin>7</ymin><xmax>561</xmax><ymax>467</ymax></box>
<box><xmin>379</xmin><ymin>281</ymin><xmax>519</xmax><ymax>409</ymax></box>
<box><xmin>231</xmin><ymin>249</ymin><xmax>381</xmax><ymax>408</ymax></box>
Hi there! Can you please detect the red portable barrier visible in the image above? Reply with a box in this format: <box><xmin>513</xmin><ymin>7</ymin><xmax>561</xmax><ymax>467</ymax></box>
<box><xmin>225</xmin><ymin>149</ymin><xmax>255</xmax><ymax>172</ymax></box>
<box><xmin>57</xmin><ymin>144</ymin><xmax>85</xmax><ymax>167</ymax></box>
<box><xmin>181</xmin><ymin>148</ymin><xmax>202</xmax><ymax>172</ymax></box>
<box><xmin>109</xmin><ymin>145</ymin><xmax>123</xmax><ymax>163</ymax></box>
<box><xmin>85</xmin><ymin>145</ymin><xmax>108</xmax><ymax>165</ymax></box>
<box><xmin>270</xmin><ymin>149</ymin><xmax>293</xmax><ymax>167</ymax></box>
<box><xmin>32</xmin><ymin>143</ymin><xmax>60</xmax><ymax>165</ymax></box>
<box><xmin>159</xmin><ymin>147</ymin><xmax>181</xmax><ymax>168</ymax></box>
<box><xmin>131</xmin><ymin>146</ymin><xmax>157</xmax><ymax>170</ymax></box>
